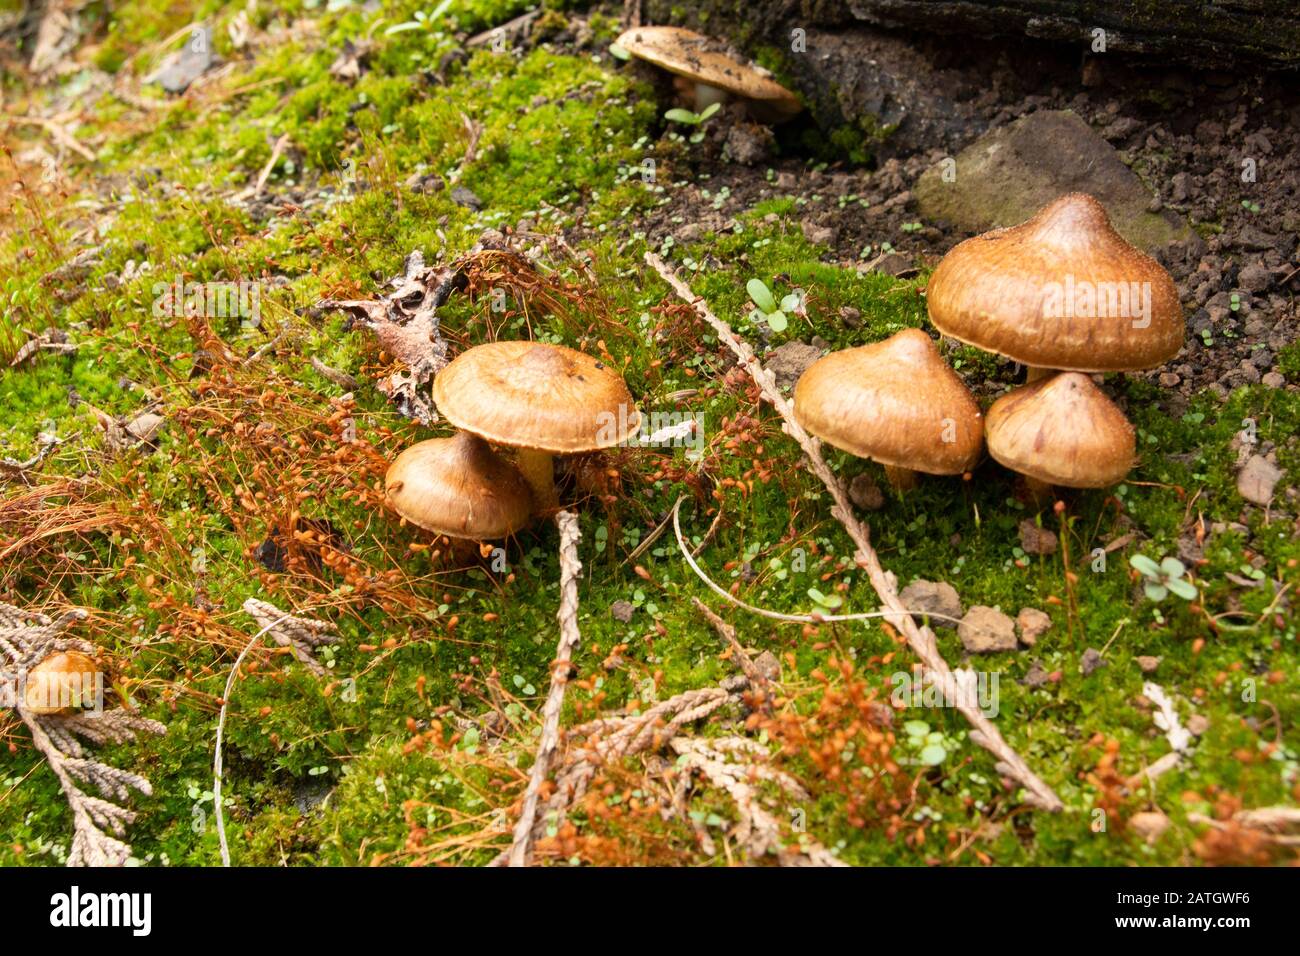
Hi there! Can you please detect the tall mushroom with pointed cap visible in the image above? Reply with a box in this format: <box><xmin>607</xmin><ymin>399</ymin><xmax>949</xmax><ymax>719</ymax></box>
<box><xmin>385</xmin><ymin>432</ymin><xmax>533</xmax><ymax>540</ymax></box>
<box><xmin>984</xmin><ymin>372</ymin><xmax>1135</xmax><ymax>500</ymax></box>
<box><xmin>615</xmin><ymin>26</ymin><xmax>802</xmax><ymax>124</ymax></box>
<box><xmin>794</xmin><ymin>328</ymin><xmax>983</xmax><ymax>491</ymax></box>
<box><xmin>432</xmin><ymin>341</ymin><xmax>639</xmax><ymax>511</ymax></box>
<box><xmin>927</xmin><ymin>193</ymin><xmax>1183</xmax><ymax>381</ymax></box>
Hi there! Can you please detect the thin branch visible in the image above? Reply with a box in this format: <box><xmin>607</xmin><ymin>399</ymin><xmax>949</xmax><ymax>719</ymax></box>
<box><xmin>645</xmin><ymin>251</ymin><xmax>1063</xmax><ymax>812</ymax></box>
<box><xmin>505</xmin><ymin>510</ymin><xmax>583</xmax><ymax>866</ymax></box>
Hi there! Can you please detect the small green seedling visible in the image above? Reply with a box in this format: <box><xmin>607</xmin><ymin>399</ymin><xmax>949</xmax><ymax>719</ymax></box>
<box><xmin>903</xmin><ymin>720</ymin><xmax>948</xmax><ymax>766</ymax></box>
<box><xmin>664</xmin><ymin>103</ymin><xmax>721</xmax><ymax>143</ymax></box>
<box><xmin>806</xmin><ymin>587</ymin><xmax>843</xmax><ymax>611</ymax></box>
<box><xmin>746</xmin><ymin>278</ymin><xmax>802</xmax><ymax>333</ymax></box>
<box><xmin>1130</xmin><ymin>555</ymin><xmax>1198</xmax><ymax>602</ymax></box>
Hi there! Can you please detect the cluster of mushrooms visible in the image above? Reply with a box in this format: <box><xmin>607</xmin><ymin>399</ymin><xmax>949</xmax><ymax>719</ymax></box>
<box><xmin>794</xmin><ymin>193</ymin><xmax>1183</xmax><ymax>501</ymax></box>
<box><xmin>384</xmin><ymin>341</ymin><xmax>639</xmax><ymax>542</ymax></box>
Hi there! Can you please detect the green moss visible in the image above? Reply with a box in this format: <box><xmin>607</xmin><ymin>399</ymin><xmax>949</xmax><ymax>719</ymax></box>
<box><xmin>2</xmin><ymin>0</ymin><xmax>1297</xmax><ymax>868</ymax></box>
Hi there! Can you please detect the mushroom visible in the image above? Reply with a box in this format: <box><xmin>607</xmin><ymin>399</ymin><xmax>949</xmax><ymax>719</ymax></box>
<box><xmin>23</xmin><ymin>650</ymin><xmax>100</xmax><ymax>715</ymax></box>
<box><xmin>431</xmin><ymin>341</ymin><xmax>640</xmax><ymax>510</ymax></box>
<box><xmin>984</xmin><ymin>372</ymin><xmax>1136</xmax><ymax>501</ymax></box>
<box><xmin>615</xmin><ymin>26</ymin><xmax>802</xmax><ymax>124</ymax></box>
<box><xmin>926</xmin><ymin>193</ymin><xmax>1183</xmax><ymax>382</ymax></box>
<box><xmin>793</xmin><ymin>328</ymin><xmax>983</xmax><ymax>491</ymax></box>
<box><xmin>385</xmin><ymin>432</ymin><xmax>533</xmax><ymax>540</ymax></box>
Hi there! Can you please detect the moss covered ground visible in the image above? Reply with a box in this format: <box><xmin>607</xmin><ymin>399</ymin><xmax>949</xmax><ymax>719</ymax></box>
<box><xmin>1</xmin><ymin>0</ymin><xmax>1296</xmax><ymax>867</ymax></box>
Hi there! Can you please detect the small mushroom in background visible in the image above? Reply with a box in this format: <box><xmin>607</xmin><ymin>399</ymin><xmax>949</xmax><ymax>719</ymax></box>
<box><xmin>431</xmin><ymin>341</ymin><xmax>640</xmax><ymax>511</ymax></box>
<box><xmin>926</xmin><ymin>192</ymin><xmax>1183</xmax><ymax>382</ymax></box>
<box><xmin>615</xmin><ymin>25</ymin><xmax>802</xmax><ymax>124</ymax></box>
<box><xmin>385</xmin><ymin>431</ymin><xmax>533</xmax><ymax>541</ymax></box>
<box><xmin>984</xmin><ymin>372</ymin><xmax>1136</xmax><ymax>501</ymax></box>
<box><xmin>23</xmin><ymin>650</ymin><xmax>100</xmax><ymax>715</ymax></box>
<box><xmin>793</xmin><ymin>328</ymin><xmax>983</xmax><ymax>491</ymax></box>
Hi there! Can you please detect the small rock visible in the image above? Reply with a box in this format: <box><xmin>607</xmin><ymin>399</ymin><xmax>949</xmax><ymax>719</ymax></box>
<box><xmin>1170</xmin><ymin>172</ymin><xmax>1191</xmax><ymax>203</ymax></box>
<box><xmin>870</xmin><ymin>252</ymin><xmax>914</xmax><ymax>277</ymax></box>
<box><xmin>775</xmin><ymin>171</ymin><xmax>797</xmax><ymax>191</ymax></box>
<box><xmin>1020</xmin><ymin>660</ymin><xmax>1050</xmax><ymax>688</ymax></box>
<box><xmin>753</xmin><ymin>650</ymin><xmax>781</xmax><ymax>682</ymax></box>
<box><xmin>1018</xmin><ymin>519</ymin><xmax>1058</xmax><ymax>556</ymax></box>
<box><xmin>848</xmin><ymin>473</ymin><xmax>885</xmax><ymax>512</ymax></box>
<box><xmin>723</xmin><ymin>123</ymin><xmax>773</xmax><ymax>166</ymax></box>
<box><xmin>914</xmin><ymin>110</ymin><xmax>1190</xmax><ymax>252</ymax></box>
<box><xmin>1187</xmin><ymin>714</ymin><xmax>1210</xmax><ymax>736</ymax></box>
<box><xmin>610</xmin><ymin>600</ymin><xmax>634</xmax><ymax>623</ymax></box>
<box><xmin>1237</xmin><ymin>454</ymin><xmax>1284</xmax><ymax>505</ymax></box>
<box><xmin>1130</xmin><ymin>810</ymin><xmax>1170</xmax><ymax>844</ymax></box>
<box><xmin>1262</xmin><ymin>371</ymin><xmax>1286</xmax><ymax>388</ymax></box>
<box><xmin>1158</xmin><ymin>371</ymin><xmax>1181</xmax><ymax>387</ymax></box>
<box><xmin>1238</xmin><ymin>262</ymin><xmax>1272</xmax><ymax>294</ymax></box>
<box><xmin>838</xmin><ymin>305</ymin><xmax>862</xmax><ymax>328</ymax></box>
<box><xmin>1080</xmin><ymin>647</ymin><xmax>1107</xmax><ymax>676</ymax></box>
<box><xmin>765</xmin><ymin>340</ymin><xmax>823</xmax><ymax>390</ymax></box>
<box><xmin>900</xmin><ymin>580</ymin><xmax>962</xmax><ymax>628</ymax></box>
<box><xmin>958</xmin><ymin>606</ymin><xmax>1017</xmax><ymax>653</ymax></box>
<box><xmin>450</xmin><ymin>186</ymin><xmax>482</xmax><ymax>210</ymax></box>
<box><xmin>405</xmin><ymin>172</ymin><xmax>445</xmax><ymax>194</ymax></box>
<box><xmin>1016</xmin><ymin>607</ymin><xmax>1052</xmax><ymax>647</ymax></box>
<box><xmin>801</xmin><ymin>220</ymin><xmax>835</xmax><ymax>246</ymax></box>
<box><xmin>147</xmin><ymin>25</ymin><xmax>215</xmax><ymax>93</ymax></box>
<box><xmin>1135</xmin><ymin>655</ymin><xmax>1162</xmax><ymax>673</ymax></box>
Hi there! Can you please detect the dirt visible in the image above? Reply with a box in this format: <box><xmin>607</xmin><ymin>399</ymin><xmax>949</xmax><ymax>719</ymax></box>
<box><xmin>541</xmin><ymin>15</ymin><xmax>1300</xmax><ymax>410</ymax></box>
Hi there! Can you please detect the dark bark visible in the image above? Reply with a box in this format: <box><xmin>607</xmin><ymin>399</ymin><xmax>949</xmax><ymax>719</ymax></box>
<box><xmin>645</xmin><ymin>0</ymin><xmax>1300</xmax><ymax>68</ymax></box>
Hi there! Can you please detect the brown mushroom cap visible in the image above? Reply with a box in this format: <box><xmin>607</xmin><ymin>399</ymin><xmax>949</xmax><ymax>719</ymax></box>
<box><xmin>385</xmin><ymin>432</ymin><xmax>533</xmax><ymax>539</ymax></box>
<box><xmin>793</xmin><ymin>328</ymin><xmax>984</xmax><ymax>475</ymax></box>
<box><xmin>24</xmin><ymin>650</ymin><xmax>99</xmax><ymax>715</ymax></box>
<box><xmin>616</xmin><ymin>26</ymin><xmax>802</xmax><ymax>120</ymax></box>
<box><xmin>927</xmin><ymin>193</ymin><xmax>1183</xmax><ymax>372</ymax></box>
<box><xmin>432</xmin><ymin>341</ymin><xmax>639</xmax><ymax>454</ymax></box>
<box><xmin>985</xmin><ymin>372</ymin><xmax>1136</xmax><ymax>488</ymax></box>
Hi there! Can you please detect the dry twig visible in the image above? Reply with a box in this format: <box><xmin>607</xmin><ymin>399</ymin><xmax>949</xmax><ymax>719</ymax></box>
<box><xmin>505</xmin><ymin>511</ymin><xmax>582</xmax><ymax>866</ymax></box>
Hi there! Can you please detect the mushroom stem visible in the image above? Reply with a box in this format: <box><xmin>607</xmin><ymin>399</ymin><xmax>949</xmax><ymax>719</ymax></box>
<box><xmin>1024</xmin><ymin>475</ymin><xmax>1056</xmax><ymax>505</ymax></box>
<box><xmin>693</xmin><ymin>81</ymin><xmax>729</xmax><ymax>113</ymax></box>
<box><xmin>1025</xmin><ymin>366</ymin><xmax>1056</xmax><ymax>383</ymax></box>
<box><xmin>516</xmin><ymin>448</ymin><xmax>559</xmax><ymax>511</ymax></box>
<box><xmin>882</xmin><ymin>464</ymin><xmax>919</xmax><ymax>491</ymax></box>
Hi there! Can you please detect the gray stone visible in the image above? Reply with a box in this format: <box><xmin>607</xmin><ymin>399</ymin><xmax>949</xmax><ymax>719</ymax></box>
<box><xmin>1136</xmin><ymin>655</ymin><xmax>1162</xmax><ymax>673</ymax></box>
<box><xmin>1020</xmin><ymin>661</ymin><xmax>1049</xmax><ymax>688</ymax></box>
<box><xmin>1237</xmin><ymin>454</ymin><xmax>1284</xmax><ymax>505</ymax></box>
<box><xmin>848</xmin><ymin>473</ymin><xmax>885</xmax><ymax>512</ymax></box>
<box><xmin>753</xmin><ymin>650</ymin><xmax>781</xmax><ymax>682</ymax></box>
<box><xmin>900</xmin><ymin>580</ymin><xmax>962</xmax><ymax>628</ymax></box>
<box><xmin>1016</xmin><ymin>607</ymin><xmax>1052</xmax><ymax>647</ymax></box>
<box><xmin>765</xmin><ymin>340</ymin><xmax>823</xmax><ymax>390</ymax></box>
<box><xmin>958</xmin><ymin>605</ymin><xmax>1017</xmax><ymax>653</ymax></box>
<box><xmin>451</xmin><ymin>186</ymin><xmax>482</xmax><ymax>210</ymax></box>
<box><xmin>147</xmin><ymin>25</ymin><xmax>215</xmax><ymax>93</ymax></box>
<box><xmin>800</xmin><ymin>220</ymin><xmax>835</xmax><ymax>245</ymax></box>
<box><xmin>915</xmin><ymin>110</ymin><xmax>1191</xmax><ymax>252</ymax></box>
<box><xmin>723</xmin><ymin>123</ymin><xmax>773</xmax><ymax>166</ymax></box>
<box><xmin>1080</xmin><ymin>647</ymin><xmax>1107</xmax><ymax>676</ymax></box>
<box><xmin>1018</xmin><ymin>519</ymin><xmax>1058</xmax><ymax>556</ymax></box>
<box><xmin>1238</xmin><ymin>262</ymin><xmax>1273</xmax><ymax>294</ymax></box>
<box><xmin>610</xmin><ymin>600</ymin><xmax>635</xmax><ymax>623</ymax></box>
